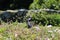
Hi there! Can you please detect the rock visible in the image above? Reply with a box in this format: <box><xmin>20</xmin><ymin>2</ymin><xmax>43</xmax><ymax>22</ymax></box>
<box><xmin>0</xmin><ymin>11</ymin><xmax>13</xmax><ymax>22</ymax></box>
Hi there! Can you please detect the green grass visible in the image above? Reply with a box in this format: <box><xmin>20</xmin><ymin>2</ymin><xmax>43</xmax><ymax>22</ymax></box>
<box><xmin>0</xmin><ymin>22</ymin><xmax>60</xmax><ymax>40</ymax></box>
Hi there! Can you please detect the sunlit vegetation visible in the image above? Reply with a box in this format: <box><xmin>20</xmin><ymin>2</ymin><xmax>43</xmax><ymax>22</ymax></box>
<box><xmin>0</xmin><ymin>0</ymin><xmax>60</xmax><ymax>40</ymax></box>
<box><xmin>0</xmin><ymin>23</ymin><xmax>60</xmax><ymax>40</ymax></box>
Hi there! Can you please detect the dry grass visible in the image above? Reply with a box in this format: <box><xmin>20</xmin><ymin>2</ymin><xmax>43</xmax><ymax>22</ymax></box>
<box><xmin>0</xmin><ymin>22</ymin><xmax>60</xmax><ymax>40</ymax></box>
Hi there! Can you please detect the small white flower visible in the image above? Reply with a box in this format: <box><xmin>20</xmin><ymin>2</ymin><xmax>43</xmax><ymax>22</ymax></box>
<box><xmin>53</xmin><ymin>29</ymin><xmax>58</xmax><ymax>32</ymax></box>
<box><xmin>48</xmin><ymin>30</ymin><xmax>53</xmax><ymax>33</ymax></box>
<box><xmin>15</xmin><ymin>33</ymin><xmax>18</xmax><ymax>37</ymax></box>
<box><xmin>47</xmin><ymin>25</ymin><xmax>52</xmax><ymax>28</ymax></box>
<box><xmin>34</xmin><ymin>26</ymin><xmax>40</xmax><ymax>31</ymax></box>
<box><xmin>35</xmin><ymin>27</ymin><xmax>40</xmax><ymax>30</ymax></box>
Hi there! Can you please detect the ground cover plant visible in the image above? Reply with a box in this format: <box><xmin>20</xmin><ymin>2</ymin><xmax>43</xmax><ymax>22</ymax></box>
<box><xmin>27</xmin><ymin>11</ymin><xmax>60</xmax><ymax>26</ymax></box>
<box><xmin>0</xmin><ymin>0</ymin><xmax>60</xmax><ymax>40</ymax></box>
<box><xmin>0</xmin><ymin>22</ymin><xmax>60</xmax><ymax>40</ymax></box>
